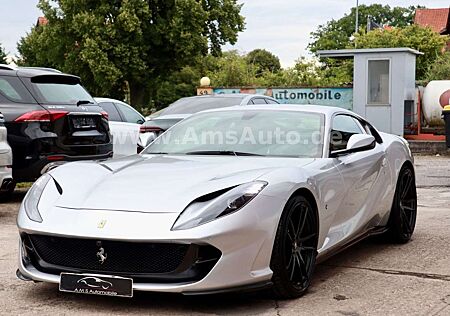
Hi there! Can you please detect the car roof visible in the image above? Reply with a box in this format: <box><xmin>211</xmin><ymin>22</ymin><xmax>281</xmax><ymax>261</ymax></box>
<box><xmin>0</xmin><ymin>65</ymin><xmax>76</xmax><ymax>78</ymax></box>
<box><xmin>199</xmin><ymin>104</ymin><xmax>360</xmax><ymax>118</ymax></box>
<box><xmin>94</xmin><ymin>97</ymin><xmax>145</xmax><ymax>119</ymax></box>
<box><xmin>179</xmin><ymin>94</ymin><xmax>277</xmax><ymax>101</ymax></box>
<box><xmin>182</xmin><ymin>94</ymin><xmax>253</xmax><ymax>99</ymax></box>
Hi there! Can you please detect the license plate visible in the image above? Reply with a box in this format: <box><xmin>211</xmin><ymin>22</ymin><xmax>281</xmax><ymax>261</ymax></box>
<box><xmin>71</xmin><ymin>117</ymin><xmax>97</xmax><ymax>129</ymax></box>
<box><xmin>59</xmin><ymin>273</ymin><xmax>133</xmax><ymax>298</ymax></box>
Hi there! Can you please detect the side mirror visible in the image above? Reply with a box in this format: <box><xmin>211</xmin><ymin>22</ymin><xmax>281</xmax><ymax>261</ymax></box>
<box><xmin>330</xmin><ymin>134</ymin><xmax>375</xmax><ymax>158</ymax></box>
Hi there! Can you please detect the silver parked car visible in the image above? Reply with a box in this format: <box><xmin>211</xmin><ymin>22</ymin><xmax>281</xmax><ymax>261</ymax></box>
<box><xmin>139</xmin><ymin>94</ymin><xmax>279</xmax><ymax>149</ymax></box>
<box><xmin>0</xmin><ymin>112</ymin><xmax>13</xmax><ymax>198</ymax></box>
<box><xmin>17</xmin><ymin>105</ymin><xmax>416</xmax><ymax>298</ymax></box>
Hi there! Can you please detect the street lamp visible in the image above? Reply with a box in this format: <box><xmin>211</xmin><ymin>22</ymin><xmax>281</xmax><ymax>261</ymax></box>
<box><xmin>355</xmin><ymin>0</ymin><xmax>359</xmax><ymax>34</ymax></box>
<box><xmin>200</xmin><ymin>76</ymin><xmax>211</xmax><ymax>87</ymax></box>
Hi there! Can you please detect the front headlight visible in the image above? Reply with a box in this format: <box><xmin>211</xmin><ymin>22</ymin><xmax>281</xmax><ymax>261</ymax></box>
<box><xmin>22</xmin><ymin>173</ymin><xmax>52</xmax><ymax>223</ymax></box>
<box><xmin>172</xmin><ymin>181</ymin><xmax>267</xmax><ymax>231</ymax></box>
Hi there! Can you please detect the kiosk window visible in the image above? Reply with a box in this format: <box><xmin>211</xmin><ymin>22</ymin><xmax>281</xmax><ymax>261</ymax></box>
<box><xmin>368</xmin><ymin>60</ymin><xmax>390</xmax><ymax>105</ymax></box>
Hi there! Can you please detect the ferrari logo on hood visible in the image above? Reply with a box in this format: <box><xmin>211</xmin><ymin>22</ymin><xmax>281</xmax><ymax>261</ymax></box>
<box><xmin>97</xmin><ymin>220</ymin><xmax>107</xmax><ymax>229</ymax></box>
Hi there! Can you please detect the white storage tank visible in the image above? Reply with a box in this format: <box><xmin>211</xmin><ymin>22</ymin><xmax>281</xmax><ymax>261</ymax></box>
<box><xmin>422</xmin><ymin>81</ymin><xmax>450</xmax><ymax>126</ymax></box>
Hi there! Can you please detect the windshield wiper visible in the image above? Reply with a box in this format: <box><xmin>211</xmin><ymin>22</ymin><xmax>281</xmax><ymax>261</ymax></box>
<box><xmin>185</xmin><ymin>150</ymin><xmax>263</xmax><ymax>157</ymax></box>
<box><xmin>76</xmin><ymin>100</ymin><xmax>94</xmax><ymax>107</ymax></box>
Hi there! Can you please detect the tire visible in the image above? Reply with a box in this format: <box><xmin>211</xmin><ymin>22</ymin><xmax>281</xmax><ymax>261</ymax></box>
<box><xmin>270</xmin><ymin>195</ymin><xmax>318</xmax><ymax>299</ymax></box>
<box><xmin>0</xmin><ymin>182</ymin><xmax>15</xmax><ymax>201</ymax></box>
<box><xmin>384</xmin><ymin>165</ymin><xmax>417</xmax><ymax>244</ymax></box>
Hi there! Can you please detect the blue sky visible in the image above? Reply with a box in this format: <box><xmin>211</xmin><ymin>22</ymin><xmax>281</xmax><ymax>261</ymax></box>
<box><xmin>1</xmin><ymin>0</ymin><xmax>449</xmax><ymax>67</ymax></box>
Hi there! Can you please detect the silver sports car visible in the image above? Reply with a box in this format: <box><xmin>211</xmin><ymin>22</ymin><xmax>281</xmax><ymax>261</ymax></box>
<box><xmin>17</xmin><ymin>105</ymin><xmax>417</xmax><ymax>299</ymax></box>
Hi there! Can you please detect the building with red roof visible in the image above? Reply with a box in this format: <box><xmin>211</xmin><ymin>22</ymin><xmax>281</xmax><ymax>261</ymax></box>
<box><xmin>414</xmin><ymin>8</ymin><xmax>450</xmax><ymax>35</ymax></box>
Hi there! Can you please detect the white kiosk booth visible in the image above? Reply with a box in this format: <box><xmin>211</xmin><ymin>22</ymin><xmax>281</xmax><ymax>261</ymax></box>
<box><xmin>318</xmin><ymin>48</ymin><xmax>423</xmax><ymax>136</ymax></box>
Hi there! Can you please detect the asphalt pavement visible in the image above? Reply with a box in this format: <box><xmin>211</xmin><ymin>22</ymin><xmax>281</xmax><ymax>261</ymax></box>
<box><xmin>0</xmin><ymin>155</ymin><xmax>449</xmax><ymax>315</ymax></box>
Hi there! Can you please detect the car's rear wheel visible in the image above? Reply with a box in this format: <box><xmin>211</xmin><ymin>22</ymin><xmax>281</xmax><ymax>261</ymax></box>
<box><xmin>384</xmin><ymin>165</ymin><xmax>417</xmax><ymax>244</ymax></box>
<box><xmin>270</xmin><ymin>195</ymin><xmax>318</xmax><ymax>299</ymax></box>
<box><xmin>0</xmin><ymin>181</ymin><xmax>15</xmax><ymax>201</ymax></box>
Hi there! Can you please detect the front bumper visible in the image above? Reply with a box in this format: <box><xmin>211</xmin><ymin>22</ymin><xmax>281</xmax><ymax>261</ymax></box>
<box><xmin>17</xmin><ymin>194</ymin><xmax>285</xmax><ymax>294</ymax></box>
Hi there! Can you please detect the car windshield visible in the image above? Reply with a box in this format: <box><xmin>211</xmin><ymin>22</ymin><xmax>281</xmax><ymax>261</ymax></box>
<box><xmin>160</xmin><ymin>97</ymin><xmax>246</xmax><ymax>115</ymax></box>
<box><xmin>144</xmin><ymin>110</ymin><xmax>325</xmax><ymax>158</ymax></box>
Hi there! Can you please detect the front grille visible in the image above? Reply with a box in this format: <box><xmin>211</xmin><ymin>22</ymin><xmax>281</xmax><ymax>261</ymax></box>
<box><xmin>28</xmin><ymin>235</ymin><xmax>189</xmax><ymax>274</ymax></box>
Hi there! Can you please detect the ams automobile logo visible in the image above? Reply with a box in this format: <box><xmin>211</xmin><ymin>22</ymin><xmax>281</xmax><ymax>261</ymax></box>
<box><xmin>77</xmin><ymin>277</ymin><xmax>112</xmax><ymax>290</ymax></box>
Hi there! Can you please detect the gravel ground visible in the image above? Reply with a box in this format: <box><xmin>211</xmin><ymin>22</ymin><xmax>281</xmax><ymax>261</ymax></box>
<box><xmin>0</xmin><ymin>155</ymin><xmax>449</xmax><ymax>316</ymax></box>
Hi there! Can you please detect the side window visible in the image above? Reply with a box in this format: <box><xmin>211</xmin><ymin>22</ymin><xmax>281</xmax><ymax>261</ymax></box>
<box><xmin>250</xmin><ymin>98</ymin><xmax>267</xmax><ymax>105</ymax></box>
<box><xmin>266</xmin><ymin>99</ymin><xmax>278</xmax><ymax>104</ymax></box>
<box><xmin>360</xmin><ymin>120</ymin><xmax>383</xmax><ymax>144</ymax></box>
<box><xmin>330</xmin><ymin>115</ymin><xmax>364</xmax><ymax>151</ymax></box>
<box><xmin>0</xmin><ymin>76</ymin><xmax>36</xmax><ymax>103</ymax></box>
<box><xmin>98</xmin><ymin>102</ymin><xmax>122</xmax><ymax>122</ymax></box>
<box><xmin>115</xmin><ymin>103</ymin><xmax>144</xmax><ymax>124</ymax></box>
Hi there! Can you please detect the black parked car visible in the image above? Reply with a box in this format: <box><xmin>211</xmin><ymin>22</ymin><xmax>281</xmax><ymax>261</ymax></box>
<box><xmin>0</xmin><ymin>65</ymin><xmax>113</xmax><ymax>183</ymax></box>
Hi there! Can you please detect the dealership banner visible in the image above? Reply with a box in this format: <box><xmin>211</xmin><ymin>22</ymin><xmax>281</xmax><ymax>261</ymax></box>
<box><xmin>207</xmin><ymin>87</ymin><xmax>353</xmax><ymax>110</ymax></box>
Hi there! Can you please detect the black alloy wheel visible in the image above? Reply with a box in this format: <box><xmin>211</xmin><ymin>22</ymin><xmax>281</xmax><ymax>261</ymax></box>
<box><xmin>385</xmin><ymin>166</ymin><xmax>417</xmax><ymax>243</ymax></box>
<box><xmin>271</xmin><ymin>195</ymin><xmax>318</xmax><ymax>299</ymax></box>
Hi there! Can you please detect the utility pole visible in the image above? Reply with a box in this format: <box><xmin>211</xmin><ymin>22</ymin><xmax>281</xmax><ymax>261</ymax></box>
<box><xmin>355</xmin><ymin>0</ymin><xmax>359</xmax><ymax>34</ymax></box>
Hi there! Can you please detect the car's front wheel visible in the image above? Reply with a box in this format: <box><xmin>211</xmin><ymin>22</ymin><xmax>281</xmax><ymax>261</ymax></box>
<box><xmin>270</xmin><ymin>195</ymin><xmax>318</xmax><ymax>299</ymax></box>
<box><xmin>384</xmin><ymin>165</ymin><xmax>417</xmax><ymax>244</ymax></box>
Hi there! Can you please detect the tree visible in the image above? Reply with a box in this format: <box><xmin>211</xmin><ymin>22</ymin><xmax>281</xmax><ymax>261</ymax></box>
<box><xmin>153</xmin><ymin>65</ymin><xmax>201</xmax><ymax>109</ymax></box>
<box><xmin>17</xmin><ymin>0</ymin><xmax>245</xmax><ymax>109</ymax></box>
<box><xmin>307</xmin><ymin>4</ymin><xmax>421</xmax><ymax>86</ymax></box>
<box><xmin>246</xmin><ymin>49</ymin><xmax>281</xmax><ymax>75</ymax></box>
<box><xmin>0</xmin><ymin>44</ymin><xmax>7</xmax><ymax>64</ymax></box>
<box><xmin>207</xmin><ymin>50</ymin><xmax>259</xmax><ymax>86</ymax></box>
<box><xmin>150</xmin><ymin>52</ymin><xmax>260</xmax><ymax>110</ymax></box>
<box><xmin>309</xmin><ymin>4</ymin><xmax>418</xmax><ymax>53</ymax></box>
<box><xmin>258</xmin><ymin>57</ymin><xmax>324</xmax><ymax>87</ymax></box>
<box><xmin>425</xmin><ymin>52</ymin><xmax>450</xmax><ymax>82</ymax></box>
<box><xmin>354</xmin><ymin>25</ymin><xmax>449</xmax><ymax>79</ymax></box>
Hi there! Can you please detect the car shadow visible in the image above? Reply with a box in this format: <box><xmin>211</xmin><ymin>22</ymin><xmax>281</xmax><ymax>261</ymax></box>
<box><xmin>0</xmin><ymin>189</ymin><xmax>28</xmax><ymax>222</ymax></box>
<box><xmin>313</xmin><ymin>236</ymin><xmax>392</xmax><ymax>282</ymax></box>
<box><xmin>19</xmin><ymin>237</ymin><xmax>393</xmax><ymax>314</ymax></box>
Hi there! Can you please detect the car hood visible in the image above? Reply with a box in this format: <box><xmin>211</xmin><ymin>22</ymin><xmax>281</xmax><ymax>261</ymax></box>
<box><xmin>49</xmin><ymin>155</ymin><xmax>315</xmax><ymax>213</ymax></box>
